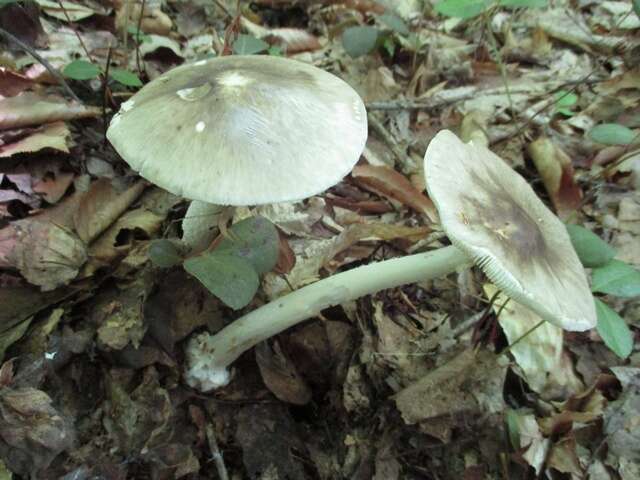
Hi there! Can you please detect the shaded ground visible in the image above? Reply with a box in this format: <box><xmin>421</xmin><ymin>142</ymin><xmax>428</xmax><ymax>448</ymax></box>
<box><xmin>0</xmin><ymin>0</ymin><xmax>639</xmax><ymax>479</ymax></box>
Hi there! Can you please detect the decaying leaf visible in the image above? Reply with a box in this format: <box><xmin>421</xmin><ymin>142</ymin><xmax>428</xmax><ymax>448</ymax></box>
<box><xmin>6</xmin><ymin>219</ymin><xmax>87</xmax><ymax>291</ymax></box>
<box><xmin>484</xmin><ymin>284</ymin><xmax>583</xmax><ymax>400</ymax></box>
<box><xmin>73</xmin><ymin>179</ymin><xmax>147</xmax><ymax>244</ymax></box>
<box><xmin>394</xmin><ymin>349</ymin><xmax>507</xmax><ymax>426</ymax></box>
<box><xmin>0</xmin><ymin>387</ymin><xmax>73</xmax><ymax>477</ymax></box>
<box><xmin>0</xmin><ymin>93</ymin><xmax>100</xmax><ymax>129</ymax></box>
<box><xmin>352</xmin><ymin>164</ymin><xmax>438</xmax><ymax>221</ymax></box>
<box><xmin>0</xmin><ymin>121</ymin><xmax>70</xmax><ymax>158</ymax></box>
<box><xmin>256</xmin><ymin>341</ymin><xmax>312</xmax><ymax>405</ymax></box>
<box><xmin>527</xmin><ymin>137</ymin><xmax>583</xmax><ymax>218</ymax></box>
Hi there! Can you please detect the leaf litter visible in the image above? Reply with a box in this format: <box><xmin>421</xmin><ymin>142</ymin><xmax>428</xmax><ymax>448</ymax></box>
<box><xmin>0</xmin><ymin>0</ymin><xmax>639</xmax><ymax>478</ymax></box>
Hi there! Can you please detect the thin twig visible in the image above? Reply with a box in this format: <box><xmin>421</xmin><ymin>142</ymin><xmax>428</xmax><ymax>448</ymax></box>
<box><xmin>367</xmin><ymin>112</ymin><xmax>414</xmax><ymax>170</ymax></box>
<box><xmin>0</xmin><ymin>27</ymin><xmax>81</xmax><ymax>102</ymax></box>
<box><xmin>102</xmin><ymin>44</ymin><xmax>113</xmax><ymax>146</ymax></box>
<box><xmin>135</xmin><ymin>0</ymin><xmax>146</xmax><ymax>74</ymax></box>
<box><xmin>205</xmin><ymin>423</ymin><xmax>229</xmax><ymax>480</ymax></box>
<box><xmin>55</xmin><ymin>0</ymin><xmax>93</xmax><ymax>62</ymax></box>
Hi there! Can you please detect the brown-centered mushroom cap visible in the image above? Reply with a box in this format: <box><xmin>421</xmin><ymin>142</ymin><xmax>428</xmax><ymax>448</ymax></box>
<box><xmin>107</xmin><ymin>55</ymin><xmax>367</xmax><ymax>206</ymax></box>
<box><xmin>424</xmin><ymin>130</ymin><xmax>596</xmax><ymax>331</ymax></box>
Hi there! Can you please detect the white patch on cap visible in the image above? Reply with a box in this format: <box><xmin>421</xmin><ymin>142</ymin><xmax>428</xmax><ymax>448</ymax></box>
<box><xmin>121</xmin><ymin>99</ymin><xmax>135</xmax><ymax>112</ymax></box>
<box><xmin>218</xmin><ymin>71</ymin><xmax>251</xmax><ymax>88</ymax></box>
<box><xmin>194</xmin><ymin>59</ymin><xmax>207</xmax><ymax>66</ymax></box>
<box><xmin>196</xmin><ymin>121</ymin><xmax>206</xmax><ymax>132</ymax></box>
<box><xmin>177</xmin><ymin>87</ymin><xmax>196</xmax><ymax>100</ymax></box>
<box><xmin>110</xmin><ymin>114</ymin><xmax>121</xmax><ymax>127</ymax></box>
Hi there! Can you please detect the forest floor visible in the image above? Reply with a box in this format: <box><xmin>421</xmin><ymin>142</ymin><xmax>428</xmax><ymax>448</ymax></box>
<box><xmin>0</xmin><ymin>0</ymin><xmax>639</xmax><ymax>479</ymax></box>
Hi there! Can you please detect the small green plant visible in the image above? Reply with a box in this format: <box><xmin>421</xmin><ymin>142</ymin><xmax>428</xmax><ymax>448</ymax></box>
<box><xmin>567</xmin><ymin>224</ymin><xmax>638</xmax><ymax>358</ymax></box>
<box><xmin>434</xmin><ymin>0</ymin><xmax>548</xmax><ymax>20</ymax></box>
<box><xmin>149</xmin><ymin>216</ymin><xmax>280</xmax><ymax>310</ymax></box>
<box><xmin>588</xmin><ymin>123</ymin><xmax>637</xmax><ymax>146</ymax></box>
<box><xmin>342</xmin><ymin>13</ymin><xmax>409</xmax><ymax>58</ymax></box>
<box><xmin>553</xmin><ymin>90</ymin><xmax>578</xmax><ymax>117</ymax></box>
<box><xmin>63</xmin><ymin>59</ymin><xmax>143</xmax><ymax>87</ymax></box>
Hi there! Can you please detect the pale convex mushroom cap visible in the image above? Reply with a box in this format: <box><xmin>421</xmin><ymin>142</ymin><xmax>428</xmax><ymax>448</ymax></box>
<box><xmin>424</xmin><ymin>130</ymin><xmax>596</xmax><ymax>332</ymax></box>
<box><xmin>107</xmin><ymin>55</ymin><xmax>368</xmax><ymax>205</ymax></box>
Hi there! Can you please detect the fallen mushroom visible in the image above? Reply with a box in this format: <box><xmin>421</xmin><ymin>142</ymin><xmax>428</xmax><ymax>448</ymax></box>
<box><xmin>106</xmin><ymin>54</ymin><xmax>368</xmax><ymax>251</ymax></box>
<box><xmin>186</xmin><ymin>130</ymin><xmax>597</xmax><ymax>391</ymax></box>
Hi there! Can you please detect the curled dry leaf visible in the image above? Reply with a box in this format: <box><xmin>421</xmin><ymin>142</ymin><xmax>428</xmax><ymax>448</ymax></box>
<box><xmin>484</xmin><ymin>284</ymin><xmax>583</xmax><ymax>400</ymax></box>
<box><xmin>5</xmin><ymin>219</ymin><xmax>87</xmax><ymax>291</ymax></box>
<box><xmin>114</xmin><ymin>0</ymin><xmax>172</xmax><ymax>36</ymax></box>
<box><xmin>527</xmin><ymin>137</ymin><xmax>582</xmax><ymax>219</ymax></box>
<box><xmin>0</xmin><ymin>67</ymin><xmax>34</xmax><ymax>97</ymax></box>
<box><xmin>241</xmin><ymin>17</ymin><xmax>321</xmax><ymax>54</ymax></box>
<box><xmin>255</xmin><ymin>341</ymin><xmax>312</xmax><ymax>405</ymax></box>
<box><xmin>0</xmin><ymin>387</ymin><xmax>74</xmax><ymax>476</ymax></box>
<box><xmin>0</xmin><ymin>121</ymin><xmax>70</xmax><ymax>158</ymax></box>
<box><xmin>0</xmin><ymin>93</ymin><xmax>100</xmax><ymax>130</ymax></box>
<box><xmin>73</xmin><ymin>179</ymin><xmax>147</xmax><ymax>244</ymax></box>
<box><xmin>351</xmin><ymin>164</ymin><xmax>438</xmax><ymax>222</ymax></box>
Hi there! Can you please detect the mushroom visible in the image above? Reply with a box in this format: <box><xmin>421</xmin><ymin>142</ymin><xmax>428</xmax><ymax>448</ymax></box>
<box><xmin>106</xmin><ymin>55</ymin><xmax>368</xmax><ymax>250</ymax></box>
<box><xmin>186</xmin><ymin>130</ymin><xmax>597</xmax><ymax>391</ymax></box>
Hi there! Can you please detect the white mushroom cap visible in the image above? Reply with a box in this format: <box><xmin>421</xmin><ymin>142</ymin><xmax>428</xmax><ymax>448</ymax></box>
<box><xmin>107</xmin><ymin>55</ymin><xmax>367</xmax><ymax>206</ymax></box>
<box><xmin>424</xmin><ymin>130</ymin><xmax>596</xmax><ymax>332</ymax></box>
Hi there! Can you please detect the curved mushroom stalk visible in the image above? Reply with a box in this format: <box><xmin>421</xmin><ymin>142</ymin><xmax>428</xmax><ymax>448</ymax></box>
<box><xmin>185</xmin><ymin>130</ymin><xmax>597</xmax><ymax>392</ymax></box>
<box><xmin>186</xmin><ymin>246</ymin><xmax>472</xmax><ymax>391</ymax></box>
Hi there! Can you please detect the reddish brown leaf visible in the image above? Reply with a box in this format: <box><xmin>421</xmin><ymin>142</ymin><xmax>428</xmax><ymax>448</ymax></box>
<box><xmin>351</xmin><ymin>164</ymin><xmax>438</xmax><ymax>221</ymax></box>
<box><xmin>527</xmin><ymin>137</ymin><xmax>583</xmax><ymax>219</ymax></box>
<box><xmin>275</xmin><ymin>229</ymin><xmax>296</xmax><ymax>274</ymax></box>
<box><xmin>0</xmin><ymin>67</ymin><xmax>34</xmax><ymax>97</ymax></box>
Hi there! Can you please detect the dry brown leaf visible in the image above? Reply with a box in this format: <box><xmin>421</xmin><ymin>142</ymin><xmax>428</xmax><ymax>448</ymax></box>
<box><xmin>351</xmin><ymin>164</ymin><xmax>438</xmax><ymax>221</ymax></box>
<box><xmin>0</xmin><ymin>67</ymin><xmax>33</xmax><ymax>97</ymax></box>
<box><xmin>5</xmin><ymin>219</ymin><xmax>87</xmax><ymax>291</ymax></box>
<box><xmin>256</xmin><ymin>341</ymin><xmax>312</xmax><ymax>405</ymax></box>
<box><xmin>0</xmin><ymin>121</ymin><xmax>70</xmax><ymax>158</ymax></box>
<box><xmin>394</xmin><ymin>349</ymin><xmax>507</xmax><ymax>425</ymax></box>
<box><xmin>0</xmin><ymin>387</ymin><xmax>74</xmax><ymax>476</ymax></box>
<box><xmin>73</xmin><ymin>179</ymin><xmax>147</xmax><ymax>244</ymax></box>
<box><xmin>0</xmin><ymin>93</ymin><xmax>100</xmax><ymax>130</ymax></box>
<box><xmin>241</xmin><ymin>17</ymin><xmax>321</xmax><ymax>54</ymax></box>
<box><xmin>527</xmin><ymin>137</ymin><xmax>583</xmax><ymax>219</ymax></box>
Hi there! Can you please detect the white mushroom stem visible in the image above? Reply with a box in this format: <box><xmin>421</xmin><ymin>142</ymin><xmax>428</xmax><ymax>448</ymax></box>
<box><xmin>181</xmin><ymin>200</ymin><xmax>224</xmax><ymax>252</ymax></box>
<box><xmin>186</xmin><ymin>245</ymin><xmax>472</xmax><ymax>391</ymax></box>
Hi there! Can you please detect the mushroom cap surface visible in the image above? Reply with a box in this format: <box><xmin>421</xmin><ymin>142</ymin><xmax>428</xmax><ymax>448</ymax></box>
<box><xmin>107</xmin><ymin>55</ymin><xmax>368</xmax><ymax>205</ymax></box>
<box><xmin>424</xmin><ymin>130</ymin><xmax>596</xmax><ymax>331</ymax></box>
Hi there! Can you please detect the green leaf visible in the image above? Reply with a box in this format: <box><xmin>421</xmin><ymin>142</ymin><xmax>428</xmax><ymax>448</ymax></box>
<box><xmin>232</xmin><ymin>34</ymin><xmax>269</xmax><ymax>55</ymax></box>
<box><xmin>63</xmin><ymin>60</ymin><xmax>101</xmax><ymax>81</ymax></box>
<box><xmin>588</xmin><ymin>123</ymin><xmax>636</xmax><ymax>146</ymax></box>
<box><xmin>499</xmin><ymin>0</ymin><xmax>547</xmax><ymax>7</ymax></box>
<box><xmin>382</xmin><ymin>37</ymin><xmax>396</xmax><ymax>57</ymax></box>
<box><xmin>267</xmin><ymin>45</ymin><xmax>283</xmax><ymax>56</ymax></box>
<box><xmin>109</xmin><ymin>68</ymin><xmax>143</xmax><ymax>87</ymax></box>
<box><xmin>184</xmin><ymin>254</ymin><xmax>259</xmax><ymax>310</ymax></box>
<box><xmin>434</xmin><ymin>0</ymin><xmax>492</xmax><ymax>19</ymax></box>
<box><xmin>126</xmin><ymin>25</ymin><xmax>150</xmax><ymax>43</ymax></box>
<box><xmin>342</xmin><ymin>26</ymin><xmax>380</xmax><ymax>58</ymax></box>
<box><xmin>565</xmin><ymin>224</ymin><xmax>616</xmax><ymax>268</ymax></box>
<box><xmin>505</xmin><ymin>410</ymin><xmax>520</xmax><ymax>450</ymax></box>
<box><xmin>595</xmin><ymin>299</ymin><xmax>633</xmax><ymax>359</ymax></box>
<box><xmin>592</xmin><ymin>260</ymin><xmax>640</xmax><ymax>298</ymax></box>
<box><xmin>554</xmin><ymin>90</ymin><xmax>577</xmax><ymax>109</ymax></box>
<box><xmin>378</xmin><ymin>13</ymin><xmax>409</xmax><ymax>35</ymax></box>
<box><xmin>0</xmin><ymin>0</ymin><xmax>19</xmax><ymax>7</ymax></box>
<box><xmin>214</xmin><ymin>216</ymin><xmax>279</xmax><ymax>275</ymax></box>
<box><xmin>148</xmin><ymin>239</ymin><xmax>182</xmax><ymax>268</ymax></box>
<box><xmin>634</xmin><ymin>0</ymin><xmax>640</xmax><ymax>20</ymax></box>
